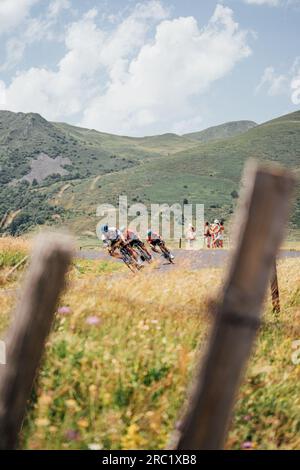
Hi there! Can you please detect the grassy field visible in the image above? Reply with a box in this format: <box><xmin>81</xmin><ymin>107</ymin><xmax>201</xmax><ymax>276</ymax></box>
<box><xmin>0</xmin><ymin>238</ymin><xmax>299</xmax><ymax>450</ymax></box>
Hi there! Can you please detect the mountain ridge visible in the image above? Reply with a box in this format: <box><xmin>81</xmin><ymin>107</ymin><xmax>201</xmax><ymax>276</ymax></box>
<box><xmin>183</xmin><ymin>120</ymin><xmax>257</xmax><ymax>142</ymax></box>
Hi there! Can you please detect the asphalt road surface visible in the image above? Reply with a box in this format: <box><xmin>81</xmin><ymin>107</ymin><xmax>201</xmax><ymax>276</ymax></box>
<box><xmin>78</xmin><ymin>248</ymin><xmax>300</xmax><ymax>271</ymax></box>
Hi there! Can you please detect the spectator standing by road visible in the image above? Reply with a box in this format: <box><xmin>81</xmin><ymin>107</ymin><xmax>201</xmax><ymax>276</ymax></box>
<box><xmin>186</xmin><ymin>223</ymin><xmax>197</xmax><ymax>249</ymax></box>
<box><xmin>204</xmin><ymin>222</ymin><xmax>211</xmax><ymax>248</ymax></box>
<box><xmin>219</xmin><ymin>221</ymin><xmax>225</xmax><ymax>248</ymax></box>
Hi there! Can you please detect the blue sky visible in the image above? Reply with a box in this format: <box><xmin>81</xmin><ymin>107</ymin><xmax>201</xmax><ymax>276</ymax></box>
<box><xmin>0</xmin><ymin>0</ymin><xmax>299</xmax><ymax>136</ymax></box>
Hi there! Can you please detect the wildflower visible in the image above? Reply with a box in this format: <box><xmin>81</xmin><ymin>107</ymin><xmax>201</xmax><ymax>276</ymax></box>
<box><xmin>121</xmin><ymin>423</ymin><xmax>146</xmax><ymax>449</ymax></box>
<box><xmin>35</xmin><ymin>418</ymin><xmax>50</xmax><ymax>427</ymax></box>
<box><xmin>86</xmin><ymin>316</ymin><xmax>101</xmax><ymax>326</ymax></box>
<box><xmin>243</xmin><ymin>415</ymin><xmax>251</xmax><ymax>422</ymax></box>
<box><xmin>65</xmin><ymin>429</ymin><xmax>80</xmax><ymax>441</ymax></box>
<box><xmin>77</xmin><ymin>418</ymin><xmax>89</xmax><ymax>429</ymax></box>
<box><xmin>102</xmin><ymin>392</ymin><xmax>111</xmax><ymax>406</ymax></box>
<box><xmin>65</xmin><ymin>399</ymin><xmax>78</xmax><ymax>409</ymax></box>
<box><xmin>38</xmin><ymin>394</ymin><xmax>52</xmax><ymax>406</ymax></box>
<box><xmin>89</xmin><ymin>384</ymin><xmax>97</xmax><ymax>396</ymax></box>
<box><xmin>242</xmin><ymin>441</ymin><xmax>253</xmax><ymax>449</ymax></box>
<box><xmin>57</xmin><ymin>306</ymin><xmax>72</xmax><ymax>315</ymax></box>
<box><xmin>88</xmin><ymin>443</ymin><xmax>102</xmax><ymax>450</ymax></box>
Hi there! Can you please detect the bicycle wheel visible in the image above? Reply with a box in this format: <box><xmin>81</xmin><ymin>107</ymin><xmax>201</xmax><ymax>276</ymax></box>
<box><xmin>136</xmin><ymin>245</ymin><xmax>152</xmax><ymax>263</ymax></box>
<box><xmin>120</xmin><ymin>247</ymin><xmax>140</xmax><ymax>272</ymax></box>
<box><xmin>160</xmin><ymin>245</ymin><xmax>175</xmax><ymax>264</ymax></box>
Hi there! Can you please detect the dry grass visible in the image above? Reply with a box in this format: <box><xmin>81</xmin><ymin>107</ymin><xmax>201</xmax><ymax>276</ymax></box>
<box><xmin>0</xmin><ymin>236</ymin><xmax>31</xmax><ymax>286</ymax></box>
<box><xmin>0</xmin><ymin>236</ymin><xmax>31</xmax><ymax>253</ymax></box>
<box><xmin>0</xmin><ymin>237</ymin><xmax>299</xmax><ymax>450</ymax></box>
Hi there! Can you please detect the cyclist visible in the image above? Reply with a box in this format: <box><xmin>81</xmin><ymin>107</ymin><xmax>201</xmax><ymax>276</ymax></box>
<box><xmin>100</xmin><ymin>224</ymin><xmax>124</xmax><ymax>259</ymax></box>
<box><xmin>100</xmin><ymin>224</ymin><xmax>142</xmax><ymax>266</ymax></box>
<box><xmin>147</xmin><ymin>230</ymin><xmax>174</xmax><ymax>259</ymax></box>
<box><xmin>120</xmin><ymin>227</ymin><xmax>152</xmax><ymax>260</ymax></box>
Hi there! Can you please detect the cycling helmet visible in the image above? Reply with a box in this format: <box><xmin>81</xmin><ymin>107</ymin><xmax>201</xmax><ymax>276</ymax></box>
<box><xmin>147</xmin><ymin>230</ymin><xmax>152</xmax><ymax>236</ymax></box>
<box><xmin>214</xmin><ymin>219</ymin><xmax>220</xmax><ymax>225</ymax></box>
<box><xmin>119</xmin><ymin>226</ymin><xmax>126</xmax><ymax>233</ymax></box>
<box><xmin>101</xmin><ymin>224</ymin><xmax>109</xmax><ymax>233</ymax></box>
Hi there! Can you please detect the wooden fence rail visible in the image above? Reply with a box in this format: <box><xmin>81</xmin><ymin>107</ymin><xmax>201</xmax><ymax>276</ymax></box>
<box><xmin>172</xmin><ymin>162</ymin><xmax>295</xmax><ymax>450</ymax></box>
<box><xmin>0</xmin><ymin>233</ymin><xmax>74</xmax><ymax>449</ymax></box>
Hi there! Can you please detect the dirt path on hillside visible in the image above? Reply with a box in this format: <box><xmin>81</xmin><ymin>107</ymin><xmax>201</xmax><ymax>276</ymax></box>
<box><xmin>90</xmin><ymin>175</ymin><xmax>102</xmax><ymax>191</ymax></box>
<box><xmin>55</xmin><ymin>183</ymin><xmax>71</xmax><ymax>203</ymax></box>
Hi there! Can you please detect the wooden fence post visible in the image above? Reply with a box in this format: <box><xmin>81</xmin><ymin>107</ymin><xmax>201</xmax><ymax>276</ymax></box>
<box><xmin>270</xmin><ymin>260</ymin><xmax>280</xmax><ymax>314</ymax></box>
<box><xmin>0</xmin><ymin>232</ymin><xmax>74</xmax><ymax>449</ymax></box>
<box><xmin>172</xmin><ymin>162</ymin><xmax>295</xmax><ymax>450</ymax></box>
<box><xmin>5</xmin><ymin>255</ymin><xmax>29</xmax><ymax>281</ymax></box>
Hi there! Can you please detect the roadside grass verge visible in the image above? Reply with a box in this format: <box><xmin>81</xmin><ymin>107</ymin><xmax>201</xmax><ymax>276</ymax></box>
<box><xmin>0</xmin><ymin>238</ymin><xmax>299</xmax><ymax>449</ymax></box>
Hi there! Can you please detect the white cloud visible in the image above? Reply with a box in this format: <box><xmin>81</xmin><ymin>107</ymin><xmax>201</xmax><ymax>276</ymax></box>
<box><xmin>291</xmin><ymin>59</ymin><xmax>300</xmax><ymax>104</ymax></box>
<box><xmin>99</xmin><ymin>1</ymin><xmax>169</xmax><ymax>81</ymax></box>
<box><xmin>1</xmin><ymin>0</ymin><xmax>73</xmax><ymax>71</ymax></box>
<box><xmin>245</xmin><ymin>0</ymin><xmax>300</xmax><ymax>5</ymax></box>
<box><xmin>0</xmin><ymin>38</ymin><xmax>26</xmax><ymax>72</ymax></box>
<box><xmin>48</xmin><ymin>0</ymin><xmax>71</xmax><ymax>18</ymax></box>
<box><xmin>0</xmin><ymin>0</ymin><xmax>39</xmax><ymax>35</ymax></box>
<box><xmin>244</xmin><ymin>0</ymin><xmax>281</xmax><ymax>5</ymax></box>
<box><xmin>172</xmin><ymin>116</ymin><xmax>204</xmax><ymax>135</ymax></box>
<box><xmin>0</xmin><ymin>81</ymin><xmax>6</xmax><ymax>106</ymax></box>
<box><xmin>255</xmin><ymin>66</ymin><xmax>288</xmax><ymax>95</ymax></box>
<box><xmin>0</xmin><ymin>1</ymin><xmax>169</xmax><ymax>122</ymax></box>
<box><xmin>0</xmin><ymin>9</ymin><xmax>105</xmax><ymax>118</ymax></box>
<box><xmin>0</xmin><ymin>2</ymin><xmax>251</xmax><ymax>136</ymax></box>
<box><xmin>256</xmin><ymin>58</ymin><xmax>300</xmax><ymax>105</ymax></box>
<box><xmin>81</xmin><ymin>4</ymin><xmax>251</xmax><ymax>135</ymax></box>
<box><xmin>255</xmin><ymin>58</ymin><xmax>300</xmax><ymax>106</ymax></box>
<box><xmin>291</xmin><ymin>78</ymin><xmax>300</xmax><ymax>104</ymax></box>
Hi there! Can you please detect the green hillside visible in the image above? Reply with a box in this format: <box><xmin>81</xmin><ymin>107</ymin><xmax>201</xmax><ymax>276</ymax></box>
<box><xmin>184</xmin><ymin>120</ymin><xmax>257</xmax><ymax>142</ymax></box>
<box><xmin>53</xmin><ymin>123</ymin><xmax>199</xmax><ymax>158</ymax></box>
<box><xmin>0</xmin><ymin>110</ymin><xmax>299</xmax><ymax>235</ymax></box>
<box><xmin>56</xmin><ymin>110</ymin><xmax>300</xmax><ymax>233</ymax></box>
<box><xmin>0</xmin><ymin>111</ymin><xmax>199</xmax><ymax>234</ymax></box>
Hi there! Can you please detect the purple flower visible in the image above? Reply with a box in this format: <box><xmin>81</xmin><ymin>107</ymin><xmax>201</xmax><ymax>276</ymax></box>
<box><xmin>65</xmin><ymin>429</ymin><xmax>80</xmax><ymax>441</ymax></box>
<box><xmin>243</xmin><ymin>415</ymin><xmax>251</xmax><ymax>422</ymax></box>
<box><xmin>242</xmin><ymin>441</ymin><xmax>253</xmax><ymax>449</ymax></box>
<box><xmin>57</xmin><ymin>306</ymin><xmax>72</xmax><ymax>315</ymax></box>
<box><xmin>86</xmin><ymin>316</ymin><xmax>101</xmax><ymax>326</ymax></box>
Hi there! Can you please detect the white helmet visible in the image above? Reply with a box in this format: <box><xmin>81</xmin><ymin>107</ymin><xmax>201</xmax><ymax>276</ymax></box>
<box><xmin>214</xmin><ymin>219</ymin><xmax>220</xmax><ymax>225</ymax></box>
<box><xmin>119</xmin><ymin>226</ymin><xmax>126</xmax><ymax>233</ymax></box>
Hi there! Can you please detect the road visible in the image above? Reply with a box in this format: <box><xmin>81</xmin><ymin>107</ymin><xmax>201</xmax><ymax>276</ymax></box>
<box><xmin>78</xmin><ymin>248</ymin><xmax>300</xmax><ymax>270</ymax></box>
